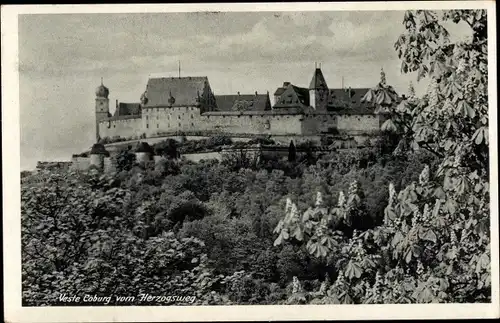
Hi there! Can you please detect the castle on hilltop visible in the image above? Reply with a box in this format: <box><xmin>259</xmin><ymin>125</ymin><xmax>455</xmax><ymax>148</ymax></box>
<box><xmin>95</xmin><ymin>65</ymin><xmax>398</xmax><ymax>146</ymax></box>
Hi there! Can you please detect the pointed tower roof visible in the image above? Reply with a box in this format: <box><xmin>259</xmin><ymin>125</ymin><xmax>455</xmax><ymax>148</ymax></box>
<box><xmin>135</xmin><ymin>141</ymin><xmax>154</xmax><ymax>154</ymax></box>
<box><xmin>308</xmin><ymin>67</ymin><xmax>328</xmax><ymax>90</ymax></box>
<box><xmin>90</xmin><ymin>143</ymin><xmax>110</xmax><ymax>156</ymax></box>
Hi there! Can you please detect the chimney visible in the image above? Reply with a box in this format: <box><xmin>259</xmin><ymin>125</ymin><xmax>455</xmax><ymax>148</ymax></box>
<box><xmin>116</xmin><ymin>99</ymin><xmax>118</xmax><ymax>108</ymax></box>
<box><xmin>237</xmin><ymin>91</ymin><xmax>240</xmax><ymax>95</ymax></box>
<box><xmin>255</xmin><ymin>91</ymin><xmax>258</xmax><ymax>96</ymax></box>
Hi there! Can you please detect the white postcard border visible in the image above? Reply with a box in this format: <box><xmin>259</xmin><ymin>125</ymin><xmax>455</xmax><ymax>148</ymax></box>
<box><xmin>2</xmin><ymin>2</ymin><xmax>498</xmax><ymax>322</ymax></box>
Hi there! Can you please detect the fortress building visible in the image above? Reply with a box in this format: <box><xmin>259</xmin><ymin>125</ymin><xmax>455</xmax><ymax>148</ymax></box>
<box><xmin>95</xmin><ymin>65</ymin><xmax>396</xmax><ymax>145</ymax></box>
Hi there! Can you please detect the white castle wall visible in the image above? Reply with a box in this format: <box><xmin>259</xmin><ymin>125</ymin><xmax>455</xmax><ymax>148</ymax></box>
<box><xmin>142</xmin><ymin>106</ymin><xmax>201</xmax><ymax>137</ymax></box>
<box><xmin>71</xmin><ymin>157</ymin><xmax>91</xmax><ymax>171</ymax></box>
<box><xmin>99</xmin><ymin>117</ymin><xmax>143</xmax><ymax>140</ymax></box>
<box><xmin>98</xmin><ymin>106</ymin><xmax>382</xmax><ymax>142</ymax></box>
<box><xmin>90</xmin><ymin>154</ymin><xmax>104</xmax><ymax>169</ymax></box>
<box><xmin>182</xmin><ymin>151</ymin><xmax>223</xmax><ymax>162</ymax></box>
<box><xmin>337</xmin><ymin>114</ymin><xmax>380</xmax><ymax>134</ymax></box>
<box><xmin>199</xmin><ymin>113</ymin><xmax>304</xmax><ymax>135</ymax></box>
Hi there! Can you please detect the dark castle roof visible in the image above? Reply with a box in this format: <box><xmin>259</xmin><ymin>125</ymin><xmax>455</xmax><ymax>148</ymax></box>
<box><xmin>135</xmin><ymin>142</ymin><xmax>154</xmax><ymax>153</ymax></box>
<box><xmin>115</xmin><ymin>103</ymin><xmax>141</xmax><ymax>117</ymax></box>
<box><xmin>272</xmin><ymin>82</ymin><xmax>375</xmax><ymax>114</ymax></box>
<box><xmin>272</xmin><ymin>84</ymin><xmax>310</xmax><ymax>109</ymax></box>
<box><xmin>90</xmin><ymin>143</ymin><xmax>110</xmax><ymax>156</ymax></box>
<box><xmin>273</xmin><ymin>82</ymin><xmax>291</xmax><ymax>96</ymax></box>
<box><xmin>328</xmin><ymin>88</ymin><xmax>372</xmax><ymax>109</ymax></box>
<box><xmin>143</xmin><ymin>76</ymin><xmax>209</xmax><ymax>107</ymax></box>
<box><xmin>215</xmin><ymin>93</ymin><xmax>271</xmax><ymax>112</ymax></box>
<box><xmin>309</xmin><ymin>68</ymin><xmax>328</xmax><ymax>89</ymax></box>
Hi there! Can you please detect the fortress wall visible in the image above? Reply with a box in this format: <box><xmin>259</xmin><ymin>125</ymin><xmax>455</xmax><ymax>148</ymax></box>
<box><xmin>337</xmin><ymin>114</ymin><xmax>380</xmax><ymax>134</ymax></box>
<box><xmin>301</xmin><ymin>114</ymin><xmax>340</xmax><ymax>135</ymax></box>
<box><xmin>71</xmin><ymin>157</ymin><xmax>91</xmax><ymax>171</ymax></box>
<box><xmin>97</xmin><ymin>106</ymin><xmax>382</xmax><ymax>142</ymax></box>
<box><xmin>199</xmin><ymin>114</ymin><xmax>304</xmax><ymax>135</ymax></box>
<box><xmin>143</xmin><ymin>106</ymin><xmax>201</xmax><ymax>138</ymax></box>
<box><xmin>182</xmin><ymin>151</ymin><xmax>223</xmax><ymax>162</ymax></box>
<box><xmin>269</xmin><ymin>135</ymin><xmax>322</xmax><ymax>145</ymax></box>
<box><xmin>99</xmin><ymin>117</ymin><xmax>143</xmax><ymax>139</ymax></box>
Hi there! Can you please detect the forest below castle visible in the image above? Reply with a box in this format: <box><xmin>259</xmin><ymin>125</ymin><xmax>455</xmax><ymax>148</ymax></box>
<box><xmin>21</xmin><ymin>10</ymin><xmax>491</xmax><ymax>305</ymax></box>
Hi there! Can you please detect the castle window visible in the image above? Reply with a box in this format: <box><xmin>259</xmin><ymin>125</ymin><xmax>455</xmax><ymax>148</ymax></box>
<box><xmin>178</xmin><ymin>116</ymin><xmax>181</xmax><ymax>119</ymax></box>
<box><xmin>191</xmin><ymin>123</ymin><xmax>194</xmax><ymax>126</ymax></box>
<box><xmin>146</xmin><ymin>124</ymin><xmax>149</xmax><ymax>128</ymax></box>
<box><xmin>157</xmin><ymin>108</ymin><xmax>159</xmax><ymax>112</ymax></box>
<box><xmin>157</xmin><ymin>124</ymin><xmax>159</xmax><ymax>128</ymax></box>
<box><xmin>178</xmin><ymin>123</ymin><xmax>181</xmax><ymax>127</ymax></box>
<box><xmin>114</xmin><ymin>125</ymin><xmax>116</xmax><ymax>128</ymax></box>
<box><xmin>146</xmin><ymin>116</ymin><xmax>148</xmax><ymax>120</ymax></box>
<box><xmin>191</xmin><ymin>114</ymin><xmax>193</xmax><ymax>119</ymax></box>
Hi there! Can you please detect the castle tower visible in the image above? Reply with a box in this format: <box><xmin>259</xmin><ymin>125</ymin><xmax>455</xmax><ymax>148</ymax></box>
<box><xmin>95</xmin><ymin>78</ymin><xmax>110</xmax><ymax>142</ymax></box>
<box><xmin>89</xmin><ymin>143</ymin><xmax>110</xmax><ymax>170</ymax></box>
<box><xmin>135</xmin><ymin>142</ymin><xmax>154</xmax><ymax>165</ymax></box>
<box><xmin>308</xmin><ymin>63</ymin><xmax>329</xmax><ymax>111</ymax></box>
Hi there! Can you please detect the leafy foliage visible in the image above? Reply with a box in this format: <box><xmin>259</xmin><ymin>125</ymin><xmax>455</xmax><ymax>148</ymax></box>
<box><xmin>274</xmin><ymin>9</ymin><xmax>490</xmax><ymax>304</ymax></box>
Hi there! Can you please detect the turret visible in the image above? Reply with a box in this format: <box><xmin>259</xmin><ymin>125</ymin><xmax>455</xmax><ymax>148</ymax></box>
<box><xmin>135</xmin><ymin>142</ymin><xmax>154</xmax><ymax>164</ymax></box>
<box><xmin>89</xmin><ymin>143</ymin><xmax>110</xmax><ymax>170</ymax></box>
<box><xmin>95</xmin><ymin>78</ymin><xmax>110</xmax><ymax>142</ymax></box>
<box><xmin>308</xmin><ymin>63</ymin><xmax>329</xmax><ymax>111</ymax></box>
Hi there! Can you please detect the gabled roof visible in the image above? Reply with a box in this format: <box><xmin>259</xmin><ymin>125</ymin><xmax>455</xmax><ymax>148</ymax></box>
<box><xmin>143</xmin><ymin>76</ymin><xmax>209</xmax><ymax>107</ymax></box>
<box><xmin>115</xmin><ymin>102</ymin><xmax>141</xmax><ymax>117</ymax></box>
<box><xmin>273</xmin><ymin>82</ymin><xmax>291</xmax><ymax>96</ymax></box>
<box><xmin>309</xmin><ymin>68</ymin><xmax>328</xmax><ymax>89</ymax></box>
<box><xmin>273</xmin><ymin>87</ymin><xmax>286</xmax><ymax>96</ymax></box>
<box><xmin>273</xmin><ymin>84</ymin><xmax>310</xmax><ymax>109</ymax></box>
<box><xmin>328</xmin><ymin>88</ymin><xmax>372</xmax><ymax>108</ymax></box>
<box><xmin>215</xmin><ymin>93</ymin><xmax>271</xmax><ymax>112</ymax></box>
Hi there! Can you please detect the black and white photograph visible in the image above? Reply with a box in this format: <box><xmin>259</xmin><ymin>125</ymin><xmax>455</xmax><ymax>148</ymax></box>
<box><xmin>2</xmin><ymin>2</ymin><xmax>498</xmax><ymax>322</ymax></box>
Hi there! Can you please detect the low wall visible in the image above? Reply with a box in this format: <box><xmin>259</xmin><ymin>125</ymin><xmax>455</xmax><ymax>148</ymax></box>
<box><xmin>182</xmin><ymin>151</ymin><xmax>223</xmax><ymax>162</ymax></box>
<box><xmin>71</xmin><ymin>157</ymin><xmax>91</xmax><ymax>171</ymax></box>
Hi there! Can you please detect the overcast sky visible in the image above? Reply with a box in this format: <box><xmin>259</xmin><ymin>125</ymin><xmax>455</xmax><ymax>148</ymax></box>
<box><xmin>18</xmin><ymin>11</ymin><xmax>471</xmax><ymax>170</ymax></box>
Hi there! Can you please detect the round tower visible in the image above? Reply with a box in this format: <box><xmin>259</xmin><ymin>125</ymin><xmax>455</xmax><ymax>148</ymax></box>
<box><xmin>95</xmin><ymin>78</ymin><xmax>110</xmax><ymax>142</ymax></box>
<box><xmin>135</xmin><ymin>142</ymin><xmax>154</xmax><ymax>164</ymax></box>
<box><xmin>89</xmin><ymin>143</ymin><xmax>110</xmax><ymax>170</ymax></box>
